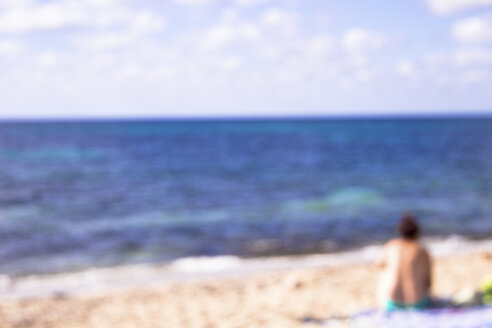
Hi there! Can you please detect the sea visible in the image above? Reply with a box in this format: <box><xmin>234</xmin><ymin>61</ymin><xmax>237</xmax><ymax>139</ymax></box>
<box><xmin>0</xmin><ymin>118</ymin><xmax>491</xmax><ymax>276</ymax></box>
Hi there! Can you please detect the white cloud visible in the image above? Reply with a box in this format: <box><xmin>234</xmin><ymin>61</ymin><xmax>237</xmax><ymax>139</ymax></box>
<box><xmin>426</xmin><ymin>0</ymin><xmax>492</xmax><ymax>15</ymax></box>
<box><xmin>346</xmin><ymin>54</ymin><xmax>368</xmax><ymax>68</ymax></box>
<box><xmin>154</xmin><ymin>65</ymin><xmax>178</xmax><ymax>78</ymax></box>
<box><xmin>129</xmin><ymin>11</ymin><xmax>166</xmax><ymax>34</ymax></box>
<box><xmin>397</xmin><ymin>47</ymin><xmax>492</xmax><ymax>87</ymax></box>
<box><xmin>461</xmin><ymin>69</ymin><xmax>488</xmax><ymax>83</ymax></box>
<box><xmin>304</xmin><ymin>36</ymin><xmax>334</xmax><ymax>58</ymax></box>
<box><xmin>171</xmin><ymin>0</ymin><xmax>215</xmax><ymax>5</ymax></box>
<box><xmin>0</xmin><ymin>0</ymin><xmax>31</xmax><ymax>10</ymax></box>
<box><xmin>79</xmin><ymin>32</ymin><xmax>134</xmax><ymax>49</ymax></box>
<box><xmin>353</xmin><ymin>67</ymin><xmax>374</xmax><ymax>82</ymax></box>
<box><xmin>117</xmin><ymin>63</ymin><xmax>145</xmax><ymax>80</ymax></box>
<box><xmin>1</xmin><ymin>1</ymin><xmax>491</xmax><ymax>119</ymax></box>
<box><xmin>222</xmin><ymin>56</ymin><xmax>242</xmax><ymax>70</ymax></box>
<box><xmin>0</xmin><ymin>2</ymin><xmax>82</xmax><ymax>33</ymax></box>
<box><xmin>423</xmin><ymin>52</ymin><xmax>449</xmax><ymax>68</ymax></box>
<box><xmin>85</xmin><ymin>0</ymin><xmax>121</xmax><ymax>7</ymax></box>
<box><xmin>0</xmin><ymin>39</ymin><xmax>24</xmax><ymax>55</ymax></box>
<box><xmin>452</xmin><ymin>14</ymin><xmax>492</xmax><ymax>43</ymax></box>
<box><xmin>453</xmin><ymin>48</ymin><xmax>492</xmax><ymax>66</ymax></box>
<box><xmin>75</xmin><ymin>11</ymin><xmax>165</xmax><ymax>50</ymax></box>
<box><xmin>397</xmin><ymin>60</ymin><xmax>419</xmax><ymax>78</ymax></box>
<box><xmin>0</xmin><ymin>0</ymin><xmax>132</xmax><ymax>34</ymax></box>
<box><xmin>89</xmin><ymin>54</ymin><xmax>115</xmax><ymax>69</ymax></box>
<box><xmin>202</xmin><ymin>22</ymin><xmax>259</xmax><ymax>50</ymax></box>
<box><xmin>36</xmin><ymin>51</ymin><xmax>58</xmax><ymax>68</ymax></box>
<box><xmin>195</xmin><ymin>7</ymin><xmax>301</xmax><ymax>65</ymax></box>
<box><xmin>221</xmin><ymin>8</ymin><xmax>239</xmax><ymax>22</ymax></box>
<box><xmin>342</xmin><ymin>28</ymin><xmax>386</xmax><ymax>53</ymax></box>
<box><xmin>234</xmin><ymin>0</ymin><xmax>272</xmax><ymax>6</ymax></box>
<box><xmin>261</xmin><ymin>8</ymin><xmax>298</xmax><ymax>30</ymax></box>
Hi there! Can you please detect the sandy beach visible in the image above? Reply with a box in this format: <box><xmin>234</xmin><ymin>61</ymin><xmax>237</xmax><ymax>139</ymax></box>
<box><xmin>0</xmin><ymin>248</ymin><xmax>491</xmax><ymax>328</ymax></box>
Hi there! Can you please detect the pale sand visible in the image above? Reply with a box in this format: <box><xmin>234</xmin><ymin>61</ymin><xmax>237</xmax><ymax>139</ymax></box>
<box><xmin>0</xmin><ymin>252</ymin><xmax>490</xmax><ymax>328</ymax></box>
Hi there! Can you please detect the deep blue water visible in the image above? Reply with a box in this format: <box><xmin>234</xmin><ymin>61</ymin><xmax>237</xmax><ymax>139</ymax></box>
<box><xmin>0</xmin><ymin>119</ymin><xmax>491</xmax><ymax>274</ymax></box>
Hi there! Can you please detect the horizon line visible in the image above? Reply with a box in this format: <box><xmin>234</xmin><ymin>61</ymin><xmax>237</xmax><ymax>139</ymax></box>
<box><xmin>0</xmin><ymin>111</ymin><xmax>491</xmax><ymax>123</ymax></box>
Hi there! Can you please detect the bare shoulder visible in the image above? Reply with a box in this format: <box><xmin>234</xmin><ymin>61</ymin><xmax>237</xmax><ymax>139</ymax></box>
<box><xmin>384</xmin><ymin>238</ymin><xmax>400</xmax><ymax>248</ymax></box>
<box><xmin>384</xmin><ymin>238</ymin><xmax>408</xmax><ymax>252</ymax></box>
<box><xmin>379</xmin><ymin>239</ymin><xmax>398</xmax><ymax>268</ymax></box>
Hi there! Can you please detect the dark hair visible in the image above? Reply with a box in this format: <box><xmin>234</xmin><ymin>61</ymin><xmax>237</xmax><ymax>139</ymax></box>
<box><xmin>398</xmin><ymin>214</ymin><xmax>420</xmax><ymax>240</ymax></box>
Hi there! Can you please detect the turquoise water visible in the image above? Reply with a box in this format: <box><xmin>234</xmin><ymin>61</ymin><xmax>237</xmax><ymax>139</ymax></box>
<box><xmin>0</xmin><ymin>118</ymin><xmax>491</xmax><ymax>274</ymax></box>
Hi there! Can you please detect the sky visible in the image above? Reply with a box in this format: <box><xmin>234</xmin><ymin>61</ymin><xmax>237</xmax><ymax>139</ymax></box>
<box><xmin>0</xmin><ymin>0</ymin><xmax>491</xmax><ymax>119</ymax></box>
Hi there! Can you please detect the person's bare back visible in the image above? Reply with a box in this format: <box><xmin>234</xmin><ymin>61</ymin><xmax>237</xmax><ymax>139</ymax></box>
<box><xmin>381</xmin><ymin>238</ymin><xmax>431</xmax><ymax>303</ymax></box>
<box><xmin>378</xmin><ymin>215</ymin><xmax>432</xmax><ymax>310</ymax></box>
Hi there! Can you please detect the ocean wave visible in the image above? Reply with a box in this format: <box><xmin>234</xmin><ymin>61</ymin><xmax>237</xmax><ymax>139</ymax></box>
<box><xmin>1</xmin><ymin>235</ymin><xmax>491</xmax><ymax>300</ymax></box>
<box><xmin>167</xmin><ymin>235</ymin><xmax>492</xmax><ymax>274</ymax></box>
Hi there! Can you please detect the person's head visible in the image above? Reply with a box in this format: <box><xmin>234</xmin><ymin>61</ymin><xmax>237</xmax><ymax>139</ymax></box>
<box><xmin>398</xmin><ymin>213</ymin><xmax>420</xmax><ymax>240</ymax></box>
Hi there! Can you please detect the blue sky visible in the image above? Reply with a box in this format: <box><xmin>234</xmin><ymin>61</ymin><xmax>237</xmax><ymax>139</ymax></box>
<box><xmin>0</xmin><ymin>0</ymin><xmax>491</xmax><ymax>118</ymax></box>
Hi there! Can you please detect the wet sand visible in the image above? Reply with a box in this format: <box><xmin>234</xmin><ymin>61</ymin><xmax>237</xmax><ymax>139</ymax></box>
<box><xmin>0</xmin><ymin>251</ymin><xmax>490</xmax><ymax>328</ymax></box>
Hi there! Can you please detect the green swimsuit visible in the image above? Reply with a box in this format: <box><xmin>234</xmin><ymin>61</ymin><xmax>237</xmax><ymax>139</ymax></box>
<box><xmin>386</xmin><ymin>297</ymin><xmax>431</xmax><ymax>311</ymax></box>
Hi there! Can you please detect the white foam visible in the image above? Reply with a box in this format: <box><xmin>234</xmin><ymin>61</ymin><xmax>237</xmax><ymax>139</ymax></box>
<box><xmin>170</xmin><ymin>256</ymin><xmax>243</xmax><ymax>273</ymax></box>
<box><xmin>425</xmin><ymin>235</ymin><xmax>492</xmax><ymax>257</ymax></box>
<box><xmin>1</xmin><ymin>236</ymin><xmax>491</xmax><ymax>300</ymax></box>
<box><xmin>166</xmin><ymin>235</ymin><xmax>492</xmax><ymax>274</ymax></box>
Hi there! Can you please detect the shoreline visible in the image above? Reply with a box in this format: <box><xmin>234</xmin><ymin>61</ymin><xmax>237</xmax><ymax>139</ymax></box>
<box><xmin>0</xmin><ymin>250</ymin><xmax>491</xmax><ymax>328</ymax></box>
<box><xmin>1</xmin><ymin>235</ymin><xmax>491</xmax><ymax>301</ymax></box>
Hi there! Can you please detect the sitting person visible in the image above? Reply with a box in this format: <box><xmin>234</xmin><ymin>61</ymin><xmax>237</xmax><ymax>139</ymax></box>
<box><xmin>378</xmin><ymin>214</ymin><xmax>432</xmax><ymax>311</ymax></box>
